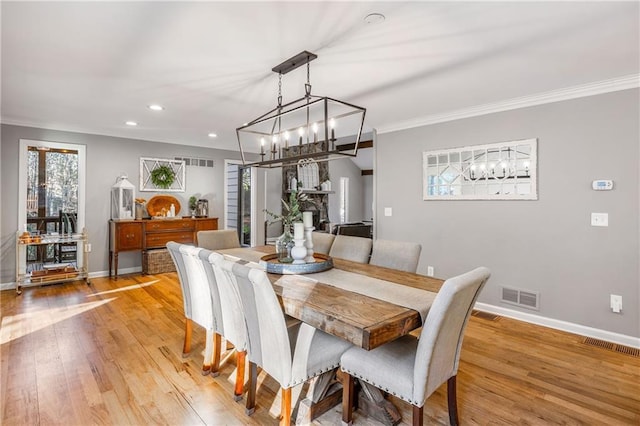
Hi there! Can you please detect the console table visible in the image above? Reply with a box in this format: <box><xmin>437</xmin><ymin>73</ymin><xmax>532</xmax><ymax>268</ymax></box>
<box><xmin>108</xmin><ymin>217</ymin><xmax>218</xmax><ymax>278</ymax></box>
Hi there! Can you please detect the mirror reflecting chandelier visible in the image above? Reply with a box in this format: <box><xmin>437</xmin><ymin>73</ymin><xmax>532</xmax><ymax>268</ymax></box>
<box><xmin>236</xmin><ymin>51</ymin><xmax>366</xmax><ymax>168</ymax></box>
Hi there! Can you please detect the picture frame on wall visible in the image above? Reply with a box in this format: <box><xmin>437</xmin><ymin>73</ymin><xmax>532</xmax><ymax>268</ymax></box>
<box><xmin>140</xmin><ymin>157</ymin><xmax>186</xmax><ymax>192</ymax></box>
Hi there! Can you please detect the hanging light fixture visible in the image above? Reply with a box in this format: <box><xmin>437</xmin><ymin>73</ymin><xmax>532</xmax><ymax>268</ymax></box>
<box><xmin>236</xmin><ymin>51</ymin><xmax>366</xmax><ymax>168</ymax></box>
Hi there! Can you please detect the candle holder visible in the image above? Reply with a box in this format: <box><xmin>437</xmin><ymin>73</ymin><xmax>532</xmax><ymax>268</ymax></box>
<box><xmin>304</xmin><ymin>226</ymin><xmax>315</xmax><ymax>263</ymax></box>
<box><xmin>291</xmin><ymin>238</ymin><xmax>307</xmax><ymax>264</ymax></box>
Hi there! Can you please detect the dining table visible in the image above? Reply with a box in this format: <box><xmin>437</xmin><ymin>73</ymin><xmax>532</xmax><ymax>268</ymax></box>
<box><xmin>218</xmin><ymin>245</ymin><xmax>445</xmax><ymax>425</ymax></box>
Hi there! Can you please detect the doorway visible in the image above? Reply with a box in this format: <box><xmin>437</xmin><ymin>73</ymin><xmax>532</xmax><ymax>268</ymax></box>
<box><xmin>18</xmin><ymin>139</ymin><xmax>86</xmax><ymax>270</ymax></box>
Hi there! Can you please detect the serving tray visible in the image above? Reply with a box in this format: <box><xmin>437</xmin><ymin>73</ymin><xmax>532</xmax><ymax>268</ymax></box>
<box><xmin>260</xmin><ymin>253</ymin><xmax>333</xmax><ymax>275</ymax></box>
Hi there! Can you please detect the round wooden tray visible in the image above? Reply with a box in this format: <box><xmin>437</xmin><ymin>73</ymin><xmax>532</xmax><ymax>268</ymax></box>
<box><xmin>147</xmin><ymin>195</ymin><xmax>181</xmax><ymax>217</ymax></box>
<box><xmin>260</xmin><ymin>253</ymin><xmax>333</xmax><ymax>275</ymax></box>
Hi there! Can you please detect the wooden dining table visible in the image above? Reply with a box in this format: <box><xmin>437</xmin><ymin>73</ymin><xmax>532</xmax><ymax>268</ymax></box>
<box><xmin>220</xmin><ymin>246</ymin><xmax>444</xmax><ymax>350</ymax></box>
<box><xmin>218</xmin><ymin>246</ymin><xmax>445</xmax><ymax>425</ymax></box>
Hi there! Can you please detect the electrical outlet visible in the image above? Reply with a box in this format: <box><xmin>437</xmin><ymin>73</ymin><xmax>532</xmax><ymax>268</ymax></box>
<box><xmin>84</xmin><ymin>243</ymin><xmax>92</xmax><ymax>253</ymax></box>
<box><xmin>427</xmin><ymin>266</ymin><xmax>434</xmax><ymax>276</ymax></box>
<box><xmin>610</xmin><ymin>294</ymin><xmax>622</xmax><ymax>313</ymax></box>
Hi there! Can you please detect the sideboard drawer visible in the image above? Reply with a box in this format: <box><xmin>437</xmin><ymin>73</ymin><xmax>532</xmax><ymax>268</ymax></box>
<box><xmin>146</xmin><ymin>231</ymin><xmax>193</xmax><ymax>249</ymax></box>
<box><xmin>144</xmin><ymin>219</ymin><xmax>194</xmax><ymax>232</ymax></box>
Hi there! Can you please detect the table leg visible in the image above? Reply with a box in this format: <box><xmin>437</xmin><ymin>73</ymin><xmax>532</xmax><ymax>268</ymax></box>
<box><xmin>356</xmin><ymin>381</ymin><xmax>401</xmax><ymax>426</ymax></box>
<box><xmin>109</xmin><ymin>250</ymin><xmax>113</xmax><ymax>277</ymax></box>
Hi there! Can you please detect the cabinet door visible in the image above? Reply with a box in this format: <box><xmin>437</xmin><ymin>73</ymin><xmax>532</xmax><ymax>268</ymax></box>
<box><xmin>116</xmin><ymin>222</ymin><xmax>143</xmax><ymax>250</ymax></box>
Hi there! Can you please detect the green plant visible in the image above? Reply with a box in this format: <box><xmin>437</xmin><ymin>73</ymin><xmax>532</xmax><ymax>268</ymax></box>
<box><xmin>264</xmin><ymin>188</ymin><xmax>309</xmax><ymax>228</ymax></box>
<box><xmin>189</xmin><ymin>196</ymin><xmax>197</xmax><ymax>210</ymax></box>
<box><xmin>150</xmin><ymin>165</ymin><xmax>175</xmax><ymax>189</ymax></box>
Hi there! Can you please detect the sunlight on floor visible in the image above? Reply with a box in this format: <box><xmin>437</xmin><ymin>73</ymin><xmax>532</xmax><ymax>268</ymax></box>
<box><xmin>85</xmin><ymin>279</ymin><xmax>159</xmax><ymax>297</ymax></box>
<box><xmin>0</xmin><ymin>297</ymin><xmax>116</xmax><ymax>344</ymax></box>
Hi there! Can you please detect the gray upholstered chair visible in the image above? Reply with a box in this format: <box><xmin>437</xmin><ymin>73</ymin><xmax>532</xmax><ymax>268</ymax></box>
<box><xmin>369</xmin><ymin>239</ymin><xmax>422</xmax><ymax>273</ymax></box>
<box><xmin>198</xmin><ymin>248</ymin><xmax>248</xmax><ymax>400</ymax></box>
<box><xmin>166</xmin><ymin>242</ymin><xmax>221</xmax><ymax>375</ymax></box>
<box><xmin>311</xmin><ymin>231</ymin><xmax>335</xmax><ymax>255</ymax></box>
<box><xmin>226</xmin><ymin>259</ymin><xmax>353</xmax><ymax>426</ymax></box>
<box><xmin>329</xmin><ymin>234</ymin><xmax>372</xmax><ymax>263</ymax></box>
<box><xmin>341</xmin><ymin>267</ymin><xmax>491</xmax><ymax>426</ymax></box>
<box><xmin>197</xmin><ymin>229</ymin><xmax>241</xmax><ymax>250</ymax></box>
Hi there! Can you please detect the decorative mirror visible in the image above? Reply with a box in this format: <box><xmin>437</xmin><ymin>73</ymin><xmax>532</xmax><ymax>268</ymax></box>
<box><xmin>423</xmin><ymin>138</ymin><xmax>537</xmax><ymax>200</ymax></box>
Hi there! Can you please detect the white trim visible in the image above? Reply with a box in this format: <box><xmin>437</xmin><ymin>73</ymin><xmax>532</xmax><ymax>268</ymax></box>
<box><xmin>378</xmin><ymin>74</ymin><xmax>640</xmax><ymax>134</ymax></box>
<box><xmin>249</xmin><ymin>166</ymin><xmax>258</xmax><ymax>247</ymax></box>
<box><xmin>475</xmin><ymin>302</ymin><xmax>640</xmax><ymax>349</ymax></box>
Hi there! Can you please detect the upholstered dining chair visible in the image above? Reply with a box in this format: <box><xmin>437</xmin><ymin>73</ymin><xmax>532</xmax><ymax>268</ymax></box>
<box><xmin>166</xmin><ymin>242</ymin><xmax>221</xmax><ymax>375</ymax></box>
<box><xmin>311</xmin><ymin>231</ymin><xmax>335</xmax><ymax>255</ymax></box>
<box><xmin>226</xmin><ymin>259</ymin><xmax>353</xmax><ymax>426</ymax></box>
<box><xmin>197</xmin><ymin>229</ymin><xmax>241</xmax><ymax>250</ymax></box>
<box><xmin>329</xmin><ymin>235</ymin><xmax>372</xmax><ymax>263</ymax></box>
<box><xmin>197</xmin><ymin>249</ymin><xmax>249</xmax><ymax>401</ymax></box>
<box><xmin>369</xmin><ymin>239</ymin><xmax>422</xmax><ymax>273</ymax></box>
<box><xmin>340</xmin><ymin>267</ymin><xmax>491</xmax><ymax>426</ymax></box>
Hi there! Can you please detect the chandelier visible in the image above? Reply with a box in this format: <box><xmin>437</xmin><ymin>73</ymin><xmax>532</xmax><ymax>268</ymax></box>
<box><xmin>236</xmin><ymin>51</ymin><xmax>366</xmax><ymax>168</ymax></box>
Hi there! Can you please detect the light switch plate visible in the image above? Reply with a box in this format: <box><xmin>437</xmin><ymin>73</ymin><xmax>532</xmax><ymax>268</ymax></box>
<box><xmin>591</xmin><ymin>213</ymin><xmax>608</xmax><ymax>227</ymax></box>
<box><xmin>384</xmin><ymin>207</ymin><xmax>392</xmax><ymax>217</ymax></box>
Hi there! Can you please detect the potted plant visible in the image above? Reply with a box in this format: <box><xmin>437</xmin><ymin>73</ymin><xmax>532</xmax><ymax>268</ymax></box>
<box><xmin>265</xmin><ymin>188</ymin><xmax>308</xmax><ymax>263</ymax></box>
<box><xmin>189</xmin><ymin>196</ymin><xmax>197</xmax><ymax>217</ymax></box>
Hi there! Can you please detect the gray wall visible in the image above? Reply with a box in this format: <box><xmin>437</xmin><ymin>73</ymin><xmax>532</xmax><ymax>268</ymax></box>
<box><xmin>1</xmin><ymin>124</ymin><xmax>244</xmax><ymax>282</ymax></box>
<box><xmin>375</xmin><ymin>89</ymin><xmax>639</xmax><ymax>338</ymax></box>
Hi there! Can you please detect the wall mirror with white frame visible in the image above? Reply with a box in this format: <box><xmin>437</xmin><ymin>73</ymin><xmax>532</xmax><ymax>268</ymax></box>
<box><xmin>423</xmin><ymin>138</ymin><xmax>537</xmax><ymax>200</ymax></box>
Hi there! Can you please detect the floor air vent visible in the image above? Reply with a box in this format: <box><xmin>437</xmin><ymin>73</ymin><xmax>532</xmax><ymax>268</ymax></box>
<box><xmin>501</xmin><ymin>286</ymin><xmax>539</xmax><ymax>310</ymax></box>
<box><xmin>583</xmin><ymin>337</ymin><xmax>640</xmax><ymax>358</ymax></box>
<box><xmin>471</xmin><ymin>310</ymin><xmax>501</xmax><ymax>321</ymax></box>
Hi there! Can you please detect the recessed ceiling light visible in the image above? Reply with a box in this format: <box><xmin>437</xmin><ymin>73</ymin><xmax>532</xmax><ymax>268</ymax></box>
<box><xmin>148</xmin><ymin>104</ymin><xmax>164</xmax><ymax>111</ymax></box>
<box><xmin>208</xmin><ymin>133</ymin><xmax>218</xmax><ymax>138</ymax></box>
<box><xmin>364</xmin><ymin>12</ymin><xmax>385</xmax><ymax>24</ymax></box>
<box><xmin>125</xmin><ymin>121</ymin><xmax>138</xmax><ymax>126</ymax></box>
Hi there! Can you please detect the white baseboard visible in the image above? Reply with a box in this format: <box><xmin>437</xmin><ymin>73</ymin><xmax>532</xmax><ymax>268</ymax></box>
<box><xmin>475</xmin><ymin>302</ymin><xmax>640</xmax><ymax>349</ymax></box>
<box><xmin>0</xmin><ymin>267</ymin><xmax>142</xmax><ymax>292</ymax></box>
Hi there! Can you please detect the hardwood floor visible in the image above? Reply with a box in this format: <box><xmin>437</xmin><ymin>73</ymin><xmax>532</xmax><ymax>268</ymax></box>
<box><xmin>1</xmin><ymin>273</ymin><xmax>638</xmax><ymax>425</ymax></box>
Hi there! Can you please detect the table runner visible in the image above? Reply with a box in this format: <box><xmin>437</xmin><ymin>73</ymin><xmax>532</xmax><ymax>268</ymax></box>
<box><xmin>218</xmin><ymin>247</ymin><xmax>436</xmax><ymax>322</ymax></box>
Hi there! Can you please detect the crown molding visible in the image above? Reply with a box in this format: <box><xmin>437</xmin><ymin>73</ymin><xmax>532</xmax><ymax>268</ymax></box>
<box><xmin>378</xmin><ymin>74</ymin><xmax>640</xmax><ymax>134</ymax></box>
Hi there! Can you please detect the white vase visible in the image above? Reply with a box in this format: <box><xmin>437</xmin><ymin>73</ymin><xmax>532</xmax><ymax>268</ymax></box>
<box><xmin>291</xmin><ymin>239</ymin><xmax>307</xmax><ymax>264</ymax></box>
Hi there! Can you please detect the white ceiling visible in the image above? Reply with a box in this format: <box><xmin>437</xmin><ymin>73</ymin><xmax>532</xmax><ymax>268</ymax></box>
<box><xmin>2</xmin><ymin>1</ymin><xmax>638</xmax><ymax>156</ymax></box>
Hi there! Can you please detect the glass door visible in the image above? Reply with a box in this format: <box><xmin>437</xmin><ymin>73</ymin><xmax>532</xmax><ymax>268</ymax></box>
<box><xmin>224</xmin><ymin>160</ymin><xmax>256</xmax><ymax>247</ymax></box>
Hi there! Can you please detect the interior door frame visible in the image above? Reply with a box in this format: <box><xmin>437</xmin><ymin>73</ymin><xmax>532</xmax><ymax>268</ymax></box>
<box><xmin>18</xmin><ymin>139</ymin><xmax>86</xmax><ymax>231</ymax></box>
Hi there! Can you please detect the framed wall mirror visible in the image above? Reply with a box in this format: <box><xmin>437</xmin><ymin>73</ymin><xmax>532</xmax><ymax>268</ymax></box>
<box><xmin>423</xmin><ymin>138</ymin><xmax>537</xmax><ymax>200</ymax></box>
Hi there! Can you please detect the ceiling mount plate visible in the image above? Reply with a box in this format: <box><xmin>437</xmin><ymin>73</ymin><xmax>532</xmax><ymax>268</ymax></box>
<box><xmin>272</xmin><ymin>50</ymin><xmax>318</xmax><ymax>75</ymax></box>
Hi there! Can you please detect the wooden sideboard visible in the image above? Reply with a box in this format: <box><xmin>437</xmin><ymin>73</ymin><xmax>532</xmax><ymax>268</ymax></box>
<box><xmin>108</xmin><ymin>217</ymin><xmax>218</xmax><ymax>278</ymax></box>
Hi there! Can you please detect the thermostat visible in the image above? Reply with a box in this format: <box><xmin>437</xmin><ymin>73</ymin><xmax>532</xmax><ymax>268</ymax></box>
<box><xmin>592</xmin><ymin>180</ymin><xmax>613</xmax><ymax>191</ymax></box>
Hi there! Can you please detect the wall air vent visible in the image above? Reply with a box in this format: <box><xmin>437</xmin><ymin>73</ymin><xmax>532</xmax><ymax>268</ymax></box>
<box><xmin>174</xmin><ymin>157</ymin><xmax>214</xmax><ymax>168</ymax></box>
<box><xmin>501</xmin><ymin>286</ymin><xmax>540</xmax><ymax>310</ymax></box>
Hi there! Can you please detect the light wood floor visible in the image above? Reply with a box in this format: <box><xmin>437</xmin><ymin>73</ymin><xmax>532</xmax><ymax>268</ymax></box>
<box><xmin>1</xmin><ymin>273</ymin><xmax>638</xmax><ymax>425</ymax></box>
